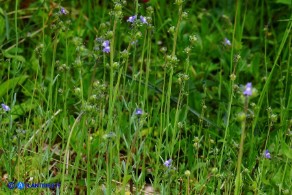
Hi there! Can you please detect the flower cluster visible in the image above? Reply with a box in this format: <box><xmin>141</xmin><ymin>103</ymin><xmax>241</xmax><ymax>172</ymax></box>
<box><xmin>127</xmin><ymin>15</ymin><xmax>148</xmax><ymax>24</ymax></box>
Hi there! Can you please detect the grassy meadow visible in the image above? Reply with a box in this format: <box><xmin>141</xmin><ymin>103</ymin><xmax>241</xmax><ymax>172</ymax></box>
<box><xmin>0</xmin><ymin>0</ymin><xmax>291</xmax><ymax>194</ymax></box>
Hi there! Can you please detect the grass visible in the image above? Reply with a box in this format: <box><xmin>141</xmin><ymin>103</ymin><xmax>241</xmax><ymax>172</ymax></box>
<box><xmin>0</xmin><ymin>0</ymin><xmax>291</xmax><ymax>194</ymax></box>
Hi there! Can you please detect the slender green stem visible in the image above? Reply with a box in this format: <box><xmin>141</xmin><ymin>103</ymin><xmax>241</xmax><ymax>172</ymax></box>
<box><xmin>218</xmin><ymin>0</ymin><xmax>241</xmax><ymax>173</ymax></box>
<box><xmin>143</xmin><ymin>30</ymin><xmax>151</xmax><ymax>108</ymax></box>
<box><xmin>138</xmin><ymin>31</ymin><xmax>147</xmax><ymax>102</ymax></box>
<box><xmin>235</xmin><ymin>97</ymin><xmax>249</xmax><ymax>195</ymax></box>
<box><xmin>86</xmin><ymin>129</ymin><xmax>91</xmax><ymax>194</ymax></box>
<box><xmin>106</xmin><ymin>15</ymin><xmax>118</xmax><ymax>194</ymax></box>
<box><xmin>166</xmin><ymin>1</ymin><xmax>183</xmax><ymax>156</ymax></box>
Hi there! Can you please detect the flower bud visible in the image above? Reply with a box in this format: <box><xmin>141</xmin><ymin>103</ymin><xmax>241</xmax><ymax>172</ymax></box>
<box><xmin>185</xmin><ymin>170</ymin><xmax>191</xmax><ymax>176</ymax></box>
<box><xmin>236</xmin><ymin>112</ymin><xmax>246</xmax><ymax>122</ymax></box>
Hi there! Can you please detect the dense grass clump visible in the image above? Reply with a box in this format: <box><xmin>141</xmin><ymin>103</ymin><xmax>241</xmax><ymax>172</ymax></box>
<box><xmin>0</xmin><ymin>0</ymin><xmax>291</xmax><ymax>194</ymax></box>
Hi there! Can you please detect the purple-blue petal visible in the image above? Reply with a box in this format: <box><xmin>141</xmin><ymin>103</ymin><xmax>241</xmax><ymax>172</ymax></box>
<box><xmin>164</xmin><ymin>159</ymin><xmax>172</xmax><ymax>167</ymax></box>
<box><xmin>265</xmin><ymin>150</ymin><xmax>271</xmax><ymax>159</ymax></box>
<box><xmin>1</xmin><ymin>103</ymin><xmax>10</xmax><ymax>112</ymax></box>
<box><xmin>103</xmin><ymin>46</ymin><xmax>110</xmax><ymax>53</ymax></box>
<box><xmin>102</xmin><ymin>40</ymin><xmax>110</xmax><ymax>47</ymax></box>
<box><xmin>243</xmin><ymin>82</ymin><xmax>252</xmax><ymax>96</ymax></box>
<box><xmin>135</xmin><ymin>108</ymin><xmax>143</xmax><ymax>115</ymax></box>
<box><xmin>224</xmin><ymin>38</ymin><xmax>231</xmax><ymax>46</ymax></box>
<box><xmin>140</xmin><ymin>16</ymin><xmax>147</xmax><ymax>24</ymax></box>
<box><xmin>127</xmin><ymin>15</ymin><xmax>137</xmax><ymax>23</ymax></box>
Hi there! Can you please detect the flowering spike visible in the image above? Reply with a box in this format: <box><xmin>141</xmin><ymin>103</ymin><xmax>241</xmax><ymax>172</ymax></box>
<box><xmin>243</xmin><ymin>82</ymin><xmax>252</xmax><ymax>96</ymax></box>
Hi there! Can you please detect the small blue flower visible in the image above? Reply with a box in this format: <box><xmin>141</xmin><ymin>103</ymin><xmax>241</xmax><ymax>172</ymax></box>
<box><xmin>103</xmin><ymin>46</ymin><xmax>110</xmax><ymax>53</ymax></box>
<box><xmin>265</xmin><ymin>150</ymin><xmax>271</xmax><ymax>159</ymax></box>
<box><xmin>140</xmin><ymin>16</ymin><xmax>148</xmax><ymax>24</ymax></box>
<box><xmin>1</xmin><ymin>103</ymin><xmax>10</xmax><ymax>112</ymax></box>
<box><xmin>60</xmin><ymin>7</ymin><xmax>67</xmax><ymax>15</ymax></box>
<box><xmin>135</xmin><ymin>108</ymin><xmax>143</xmax><ymax>115</ymax></box>
<box><xmin>102</xmin><ymin>40</ymin><xmax>110</xmax><ymax>53</ymax></box>
<box><xmin>223</xmin><ymin>38</ymin><xmax>231</xmax><ymax>46</ymax></box>
<box><xmin>102</xmin><ymin>40</ymin><xmax>110</xmax><ymax>47</ymax></box>
<box><xmin>127</xmin><ymin>15</ymin><xmax>137</xmax><ymax>23</ymax></box>
<box><xmin>164</xmin><ymin>159</ymin><xmax>172</xmax><ymax>168</ymax></box>
<box><xmin>243</xmin><ymin>82</ymin><xmax>252</xmax><ymax>96</ymax></box>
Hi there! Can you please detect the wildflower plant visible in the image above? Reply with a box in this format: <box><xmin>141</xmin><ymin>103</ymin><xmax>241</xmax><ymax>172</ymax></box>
<box><xmin>0</xmin><ymin>0</ymin><xmax>290</xmax><ymax>194</ymax></box>
<box><xmin>235</xmin><ymin>82</ymin><xmax>253</xmax><ymax>194</ymax></box>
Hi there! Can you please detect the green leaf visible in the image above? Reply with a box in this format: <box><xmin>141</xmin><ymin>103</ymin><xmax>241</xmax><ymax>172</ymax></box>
<box><xmin>0</xmin><ymin>16</ymin><xmax>5</xmax><ymax>44</ymax></box>
<box><xmin>280</xmin><ymin>141</ymin><xmax>292</xmax><ymax>159</ymax></box>
<box><xmin>3</xmin><ymin>51</ymin><xmax>25</xmax><ymax>62</ymax></box>
<box><xmin>0</xmin><ymin>75</ymin><xmax>28</xmax><ymax>98</ymax></box>
<box><xmin>193</xmin><ymin>162</ymin><xmax>206</xmax><ymax>171</ymax></box>
<box><xmin>271</xmin><ymin>166</ymin><xmax>283</xmax><ymax>185</ymax></box>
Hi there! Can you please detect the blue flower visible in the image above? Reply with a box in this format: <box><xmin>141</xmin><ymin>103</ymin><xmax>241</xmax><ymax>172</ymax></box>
<box><xmin>102</xmin><ymin>40</ymin><xmax>110</xmax><ymax>53</ymax></box>
<box><xmin>223</xmin><ymin>38</ymin><xmax>231</xmax><ymax>46</ymax></box>
<box><xmin>127</xmin><ymin>15</ymin><xmax>137</xmax><ymax>23</ymax></box>
<box><xmin>164</xmin><ymin>159</ymin><xmax>172</xmax><ymax>168</ymax></box>
<box><xmin>243</xmin><ymin>82</ymin><xmax>252</xmax><ymax>96</ymax></box>
<box><xmin>1</xmin><ymin>103</ymin><xmax>10</xmax><ymax>112</ymax></box>
<box><xmin>102</xmin><ymin>40</ymin><xmax>110</xmax><ymax>48</ymax></box>
<box><xmin>140</xmin><ymin>16</ymin><xmax>148</xmax><ymax>24</ymax></box>
<box><xmin>103</xmin><ymin>46</ymin><xmax>110</xmax><ymax>53</ymax></box>
<box><xmin>265</xmin><ymin>150</ymin><xmax>271</xmax><ymax>159</ymax></box>
<box><xmin>135</xmin><ymin>108</ymin><xmax>143</xmax><ymax>115</ymax></box>
<box><xmin>60</xmin><ymin>7</ymin><xmax>67</xmax><ymax>15</ymax></box>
